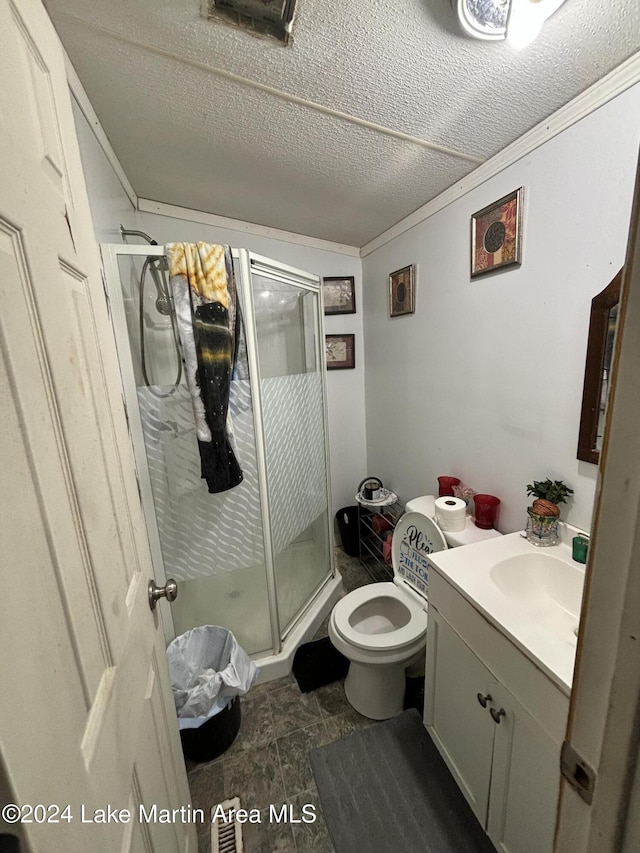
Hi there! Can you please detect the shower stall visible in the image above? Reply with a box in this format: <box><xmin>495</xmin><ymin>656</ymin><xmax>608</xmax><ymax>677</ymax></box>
<box><xmin>101</xmin><ymin>239</ymin><xmax>341</xmax><ymax>679</ymax></box>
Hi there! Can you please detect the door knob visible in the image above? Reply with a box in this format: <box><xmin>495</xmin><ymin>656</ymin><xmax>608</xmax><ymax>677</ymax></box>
<box><xmin>490</xmin><ymin>707</ymin><xmax>506</xmax><ymax>724</ymax></box>
<box><xmin>148</xmin><ymin>578</ymin><xmax>178</xmax><ymax>611</ymax></box>
<box><xmin>477</xmin><ymin>693</ymin><xmax>492</xmax><ymax>708</ymax></box>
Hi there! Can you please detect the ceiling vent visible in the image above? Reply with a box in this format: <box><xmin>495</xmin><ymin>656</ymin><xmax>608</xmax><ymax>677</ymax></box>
<box><xmin>203</xmin><ymin>0</ymin><xmax>297</xmax><ymax>43</ymax></box>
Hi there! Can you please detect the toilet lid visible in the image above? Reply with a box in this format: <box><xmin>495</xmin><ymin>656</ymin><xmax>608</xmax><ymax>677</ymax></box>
<box><xmin>392</xmin><ymin>512</ymin><xmax>448</xmax><ymax>601</ymax></box>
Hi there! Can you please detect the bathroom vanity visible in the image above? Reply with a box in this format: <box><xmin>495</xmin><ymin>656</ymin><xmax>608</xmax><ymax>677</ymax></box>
<box><xmin>424</xmin><ymin>529</ymin><xmax>585</xmax><ymax>853</ymax></box>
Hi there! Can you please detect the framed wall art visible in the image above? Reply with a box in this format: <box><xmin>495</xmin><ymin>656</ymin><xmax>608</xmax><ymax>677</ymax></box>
<box><xmin>471</xmin><ymin>187</ymin><xmax>523</xmax><ymax>278</ymax></box>
<box><xmin>389</xmin><ymin>265</ymin><xmax>415</xmax><ymax>317</ymax></box>
<box><xmin>325</xmin><ymin>334</ymin><xmax>355</xmax><ymax>370</ymax></box>
<box><xmin>322</xmin><ymin>276</ymin><xmax>356</xmax><ymax>315</ymax></box>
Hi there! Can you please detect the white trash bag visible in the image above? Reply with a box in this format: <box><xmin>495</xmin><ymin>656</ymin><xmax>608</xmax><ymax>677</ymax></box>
<box><xmin>167</xmin><ymin>626</ymin><xmax>259</xmax><ymax>730</ymax></box>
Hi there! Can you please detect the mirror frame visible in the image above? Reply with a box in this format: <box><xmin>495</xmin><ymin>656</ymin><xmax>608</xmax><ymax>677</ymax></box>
<box><xmin>577</xmin><ymin>268</ymin><xmax>623</xmax><ymax>464</ymax></box>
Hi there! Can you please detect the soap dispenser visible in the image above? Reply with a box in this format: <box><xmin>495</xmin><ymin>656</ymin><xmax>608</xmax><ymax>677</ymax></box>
<box><xmin>572</xmin><ymin>535</ymin><xmax>589</xmax><ymax>564</ymax></box>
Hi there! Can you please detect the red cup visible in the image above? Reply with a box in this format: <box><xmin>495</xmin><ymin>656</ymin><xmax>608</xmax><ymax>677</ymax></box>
<box><xmin>438</xmin><ymin>476</ymin><xmax>461</xmax><ymax>497</ymax></box>
<box><xmin>474</xmin><ymin>494</ymin><xmax>500</xmax><ymax>529</ymax></box>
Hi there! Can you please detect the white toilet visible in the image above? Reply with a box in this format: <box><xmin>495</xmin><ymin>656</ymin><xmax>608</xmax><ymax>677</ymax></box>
<box><xmin>329</xmin><ymin>495</ymin><xmax>501</xmax><ymax>720</ymax></box>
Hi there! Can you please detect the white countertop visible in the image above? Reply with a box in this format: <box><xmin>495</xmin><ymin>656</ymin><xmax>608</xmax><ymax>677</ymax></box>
<box><xmin>427</xmin><ymin>525</ymin><xmax>586</xmax><ymax>695</ymax></box>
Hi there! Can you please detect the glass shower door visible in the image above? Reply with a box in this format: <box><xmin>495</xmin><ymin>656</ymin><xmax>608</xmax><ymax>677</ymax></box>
<box><xmin>102</xmin><ymin>245</ymin><xmax>274</xmax><ymax>657</ymax></box>
<box><xmin>250</xmin><ymin>259</ymin><xmax>333</xmax><ymax>635</ymax></box>
<box><xmin>102</xmin><ymin>243</ymin><xmax>334</xmax><ymax>661</ymax></box>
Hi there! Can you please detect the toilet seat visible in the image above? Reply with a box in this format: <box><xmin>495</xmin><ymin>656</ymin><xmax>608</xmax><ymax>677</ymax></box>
<box><xmin>332</xmin><ymin>511</ymin><xmax>447</xmax><ymax>654</ymax></box>
<box><xmin>331</xmin><ymin>582</ymin><xmax>428</xmax><ymax>652</ymax></box>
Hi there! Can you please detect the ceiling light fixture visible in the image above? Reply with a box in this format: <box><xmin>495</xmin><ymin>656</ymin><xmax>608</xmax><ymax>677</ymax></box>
<box><xmin>452</xmin><ymin>0</ymin><xmax>567</xmax><ymax>48</ymax></box>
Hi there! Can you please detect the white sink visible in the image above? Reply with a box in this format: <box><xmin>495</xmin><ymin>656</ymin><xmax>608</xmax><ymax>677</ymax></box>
<box><xmin>490</xmin><ymin>553</ymin><xmax>584</xmax><ymax>627</ymax></box>
<box><xmin>426</xmin><ymin>527</ymin><xmax>587</xmax><ymax>693</ymax></box>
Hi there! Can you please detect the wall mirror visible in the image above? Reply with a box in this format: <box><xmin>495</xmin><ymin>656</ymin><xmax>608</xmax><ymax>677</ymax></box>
<box><xmin>577</xmin><ymin>268</ymin><xmax>622</xmax><ymax>464</ymax></box>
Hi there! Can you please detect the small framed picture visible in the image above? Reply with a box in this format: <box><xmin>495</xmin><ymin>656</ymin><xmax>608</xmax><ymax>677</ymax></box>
<box><xmin>471</xmin><ymin>187</ymin><xmax>523</xmax><ymax>278</ymax></box>
<box><xmin>322</xmin><ymin>276</ymin><xmax>356</xmax><ymax>315</ymax></box>
<box><xmin>389</xmin><ymin>265</ymin><xmax>415</xmax><ymax>317</ymax></box>
<box><xmin>325</xmin><ymin>334</ymin><xmax>355</xmax><ymax>370</ymax></box>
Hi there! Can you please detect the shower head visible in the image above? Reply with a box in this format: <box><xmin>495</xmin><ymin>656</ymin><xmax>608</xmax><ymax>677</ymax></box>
<box><xmin>147</xmin><ymin>257</ymin><xmax>173</xmax><ymax>315</ymax></box>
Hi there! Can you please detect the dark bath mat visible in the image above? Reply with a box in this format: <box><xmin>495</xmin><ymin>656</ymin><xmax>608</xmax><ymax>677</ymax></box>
<box><xmin>310</xmin><ymin>708</ymin><xmax>495</xmax><ymax>853</ymax></box>
<box><xmin>292</xmin><ymin>636</ymin><xmax>349</xmax><ymax>693</ymax></box>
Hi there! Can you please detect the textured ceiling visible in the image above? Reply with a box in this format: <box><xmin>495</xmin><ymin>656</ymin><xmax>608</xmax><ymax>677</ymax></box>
<box><xmin>44</xmin><ymin>0</ymin><xmax>640</xmax><ymax>246</ymax></box>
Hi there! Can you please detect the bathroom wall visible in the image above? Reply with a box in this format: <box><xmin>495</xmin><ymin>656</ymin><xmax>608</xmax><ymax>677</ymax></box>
<box><xmin>70</xmin><ymin>96</ymin><xmax>367</xmax><ymax>517</ymax></box>
<box><xmin>70</xmin><ymin>96</ymin><xmax>137</xmax><ymax>242</ymax></box>
<box><xmin>72</xmin><ymin>63</ymin><xmax>640</xmax><ymax>536</ymax></box>
<box><xmin>136</xmin><ymin>207</ymin><xmax>366</xmax><ymax>517</ymax></box>
<box><xmin>361</xmin><ymin>84</ymin><xmax>640</xmax><ymax>534</ymax></box>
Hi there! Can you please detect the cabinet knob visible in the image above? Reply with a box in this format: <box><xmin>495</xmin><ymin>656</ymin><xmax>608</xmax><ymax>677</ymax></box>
<box><xmin>490</xmin><ymin>707</ymin><xmax>506</xmax><ymax>724</ymax></box>
<box><xmin>477</xmin><ymin>693</ymin><xmax>492</xmax><ymax>708</ymax></box>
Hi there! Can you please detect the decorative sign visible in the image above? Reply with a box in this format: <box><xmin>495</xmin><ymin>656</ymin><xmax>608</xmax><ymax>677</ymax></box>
<box><xmin>397</xmin><ymin>522</ymin><xmax>435</xmax><ymax>600</ymax></box>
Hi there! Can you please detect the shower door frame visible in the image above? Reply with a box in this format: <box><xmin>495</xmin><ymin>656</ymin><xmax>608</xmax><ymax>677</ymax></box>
<box><xmin>239</xmin><ymin>250</ymin><xmax>336</xmax><ymax>646</ymax></box>
<box><xmin>102</xmin><ymin>243</ymin><xmax>174</xmax><ymax>643</ymax></box>
<box><xmin>100</xmin><ymin>243</ymin><xmax>336</xmax><ymax>654</ymax></box>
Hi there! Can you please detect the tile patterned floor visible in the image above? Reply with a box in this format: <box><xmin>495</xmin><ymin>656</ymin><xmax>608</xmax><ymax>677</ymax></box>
<box><xmin>187</xmin><ymin>548</ymin><xmax>375</xmax><ymax>853</ymax></box>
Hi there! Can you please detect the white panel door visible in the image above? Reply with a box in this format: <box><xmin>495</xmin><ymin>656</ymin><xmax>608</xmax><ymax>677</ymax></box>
<box><xmin>0</xmin><ymin>1</ymin><xmax>194</xmax><ymax>851</ymax></box>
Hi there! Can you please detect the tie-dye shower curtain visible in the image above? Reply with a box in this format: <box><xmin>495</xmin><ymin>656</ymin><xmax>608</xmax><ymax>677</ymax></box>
<box><xmin>167</xmin><ymin>242</ymin><xmax>243</xmax><ymax>493</ymax></box>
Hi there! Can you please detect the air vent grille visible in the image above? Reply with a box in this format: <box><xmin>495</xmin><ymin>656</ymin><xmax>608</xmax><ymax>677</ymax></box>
<box><xmin>204</xmin><ymin>0</ymin><xmax>297</xmax><ymax>43</ymax></box>
<box><xmin>211</xmin><ymin>797</ymin><xmax>244</xmax><ymax>853</ymax></box>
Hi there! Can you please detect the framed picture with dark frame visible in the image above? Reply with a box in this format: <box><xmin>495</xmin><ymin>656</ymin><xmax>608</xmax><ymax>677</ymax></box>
<box><xmin>471</xmin><ymin>187</ymin><xmax>524</xmax><ymax>278</ymax></box>
<box><xmin>325</xmin><ymin>334</ymin><xmax>355</xmax><ymax>370</ymax></box>
<box><xmin>389</xmin><ymin>265</ymin><xmax>415</xmax><ymax>317</ymax></box>
<box><xmin>322</xmin><ymin>276</ymin><xmax>356</xmax><ymax>315</ymax></box>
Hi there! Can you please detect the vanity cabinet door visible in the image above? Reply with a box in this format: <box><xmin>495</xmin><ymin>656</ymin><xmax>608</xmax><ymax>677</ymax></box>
<box><xmin>487</xmin><ymin>684</ymin><xmax>559</xmax><ymax>853</ymax></box>
<box><xmin>425</xmin><ymin>609</ymin><xmax>498</xmax><ymax>824</ymax></box>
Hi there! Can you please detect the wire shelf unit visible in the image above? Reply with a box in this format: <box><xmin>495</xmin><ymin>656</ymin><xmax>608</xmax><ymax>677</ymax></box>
<box><xmin>357</xmin><ymin>498</ymin><xmax>404</xmax><ymax>583</ymax></box>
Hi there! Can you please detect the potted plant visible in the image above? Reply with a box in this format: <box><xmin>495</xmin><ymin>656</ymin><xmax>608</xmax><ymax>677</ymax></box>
<box><xmin>525</xmin><ymin>478</ymin><xmax>574</xmax><ymax>546</ymax></box>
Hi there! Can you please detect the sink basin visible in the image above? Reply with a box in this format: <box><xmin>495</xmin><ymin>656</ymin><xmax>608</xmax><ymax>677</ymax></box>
<box><xmin>490</xmin><ymin>553</ymin><xmax>584</xmax><ymax>629</ymax></box>
<box><xmin>426</xmin><ymin>528</ymin><xmax>588</xmax><ymax>693</ymax></box>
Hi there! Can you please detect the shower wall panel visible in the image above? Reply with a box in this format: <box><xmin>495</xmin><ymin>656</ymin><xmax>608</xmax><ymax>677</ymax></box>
<box><xmin>137</xmin><ymin>380</ymin><xmax>264</xmax><ymax>581</ymax></box>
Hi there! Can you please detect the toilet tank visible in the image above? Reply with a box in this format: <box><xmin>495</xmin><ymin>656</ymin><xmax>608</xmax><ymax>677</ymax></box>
<box><xmin>404</xmin><ymin>495</ymin><xmax>502</xmax><ymax>547</ymax></box>
<box><xmin>405</xmin><ymin>495</ymin><xmax>436</xmax><ymax>518</ymax></box>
